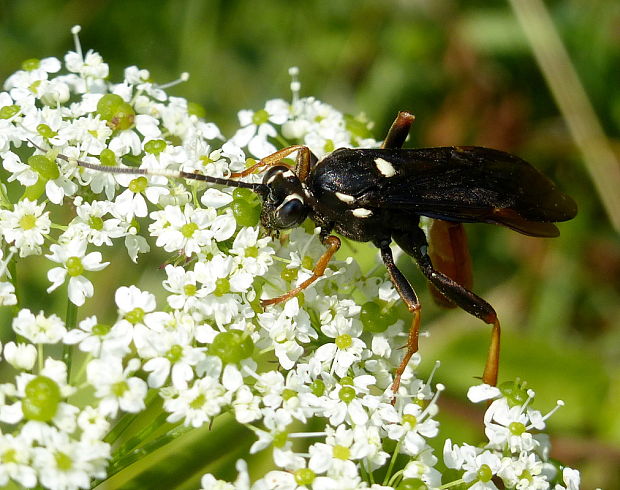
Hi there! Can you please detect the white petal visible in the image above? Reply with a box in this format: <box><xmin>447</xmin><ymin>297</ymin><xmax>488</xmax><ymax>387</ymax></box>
<box><xmin>467</xmin><ymin>384</ymin><xmax>501</xmax><ymax>403</ymax></box>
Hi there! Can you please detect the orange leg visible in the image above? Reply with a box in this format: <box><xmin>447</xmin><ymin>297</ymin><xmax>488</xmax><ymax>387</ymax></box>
<box><xmin>376</xmin><ymin>241</ymin><xmax>422</xmax><ymax>397</ymax></box>
<box><xmin>482</xmin><ymin>314</ymin><xmax>501</xmax><ymax>386</ymax></box>
<box><xmin>230</xmin><ymin>145</ymin><xmax>312</xmax><ymax>178</ymax></box>
<box><xmin>390</xmin><ymin>308</ymin><xmax>421</xmax><ymax>394</ymax></box>
<box><xmin>261</xmin><ymin>236</ymin><xmax>341</xmax><ymax>307</ymax></box>
<box><xmin>394</xmin><ymin>227</ymin><xmax>502</xmax><ymax>388</ymax></box>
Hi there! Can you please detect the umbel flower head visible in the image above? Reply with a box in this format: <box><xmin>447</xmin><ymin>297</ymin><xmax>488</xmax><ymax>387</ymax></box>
<box><xmin>0</xmin><ymin>26</ymin><xmax>580</xmax><ymax>489</ymax></box>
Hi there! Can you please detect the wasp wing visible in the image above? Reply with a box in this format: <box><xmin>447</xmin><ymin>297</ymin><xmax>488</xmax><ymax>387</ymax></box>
<box><xmin>345</xmin><ymin>147</ymin><xmax>578</xmax><ymax>237</ymax></box>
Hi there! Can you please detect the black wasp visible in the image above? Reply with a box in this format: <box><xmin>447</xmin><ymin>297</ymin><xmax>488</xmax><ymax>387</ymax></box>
<box><xmin>44</xmin><ymin>111</ymin><xmax>578</xmax><ymax>394</ymax></box>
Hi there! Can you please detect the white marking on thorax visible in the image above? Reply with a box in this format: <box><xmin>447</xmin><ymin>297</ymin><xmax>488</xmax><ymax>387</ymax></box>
<box><xmin>265</xmin><ymin>168</ymin><xmax>295</xmax><ymax>184</ymax></box>
<box><xmin>335</xmin><ymin>192</ymin><xmax>355</xmax><ymax>203</ymax></box>
<box><xmin>374</xmin><ymin>157</ymin><xmax>396</xmax><ymax>178</ymax></box>
<box><xmin>352</xmin><ymin>208</ymin><xmax>373</xmax><ymax>218</ymax></box>
<box><xmin>281</xmin><ymin>169</ymin><xmax>295</xmax><ymax>179</ymax></box>
<box><xmin>301</xmin><ymin>183</ymin><xmax>312</xmax><ymax>199</ymax></box>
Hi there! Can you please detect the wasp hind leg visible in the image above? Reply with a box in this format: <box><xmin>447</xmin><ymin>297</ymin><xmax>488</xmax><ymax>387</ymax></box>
<box><xmin>376</xmin><ymin>240</ymin><xmax>422</xmax><ymax>397</ymax></box>
<box><xmin>393</xmin><ymin>227</ymin><xmax>500</xmax><ymax>387</ymax></box>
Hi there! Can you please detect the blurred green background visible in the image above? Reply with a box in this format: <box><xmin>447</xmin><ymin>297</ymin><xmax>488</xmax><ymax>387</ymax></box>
<box><xmin>1</xmin><ymin>0</ymin><xmax>620</xmax><ymax>487</ymax></box>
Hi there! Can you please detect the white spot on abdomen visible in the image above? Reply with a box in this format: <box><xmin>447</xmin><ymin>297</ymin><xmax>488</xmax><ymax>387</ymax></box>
<box><xmin>374</xmin><ymin>157</ymin><xmax>396</xmax><ymax>178</ymax></box>
<box><xmin>335</xmin><ymin>192</ymin><xmax>355</xmax><ymax>203</ymax></box>
<box><xmin>352</xmin><ymin>208</ymin><xmax>373</xmax><ymax>218</ymax></box>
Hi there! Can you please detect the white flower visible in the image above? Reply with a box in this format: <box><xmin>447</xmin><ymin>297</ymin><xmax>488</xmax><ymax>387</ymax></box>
<box><xmin>249</xmin><ymin>408</ymin><xmax>294</xmax><ymax>454</ymax></box>
<box><xmin>141</xmin><ymin>326</ymin><xmax>205</xmax><ymax>389</ymax></box>
<box><xmin>258</xmin><ymin>298</ymin><xmax>317</xmax><ymax>370</ymax></box>
<box><xmin>77</xmin><ymin>405</ymin><xmax>111</xmax><ymax>441</ymax></box>
<box><xmin>200</xmin><ymin>459</ymin><xmax>250</xmax><ymax>490</ymax></box>
<box><xmin>46</xmin><ymin>239</ymin><xmax>109</xmax><ymax>306</ymax></box>
<box><xmin>193</xmin><ymin>255</ymin><xmax>252</xmax><ymax>326</ymax></box>
<box><xmin>3</xmin><ymin>342</ymin><xmax>37</xmax><ymax>370</ymax></box>
<box><xmin>163</xmin><ymin>264</ymin><xmax>211</xmax><ymax>311</ymax></box>
<box><xmin>0</xmin><ymin>432</ymin><xmax>37</xmax><ymax>488</ymax></box>
<box><xmin>0</xmin><ymin>248</ymin><xmax>17</xmax><ymax>306</ymax></box>
<box><xmin>560</xmin><ymin>467</ymin><xmax>580</xmax><ymax>490</ymax></box>
<box><xmin>402</xmin><ymin>449</ymin><xmax>442</xmax><ymax>488</ymax></box>
<box><xmin>323</xmin><ymin>375</ymin><xmax>376</xmax><ymax>427</ymax></box>
<box><xmin>39</xmin><ymin>78</ymin><xmax>70</xmax><ymax>106</ymax></box>
<box><xmin>162</xmin><ymin>375</ymin><xmax>230</xmax><ymax>427</ymax></box>
<box><xmin>232</xmin><ymin>385</ymin><xmax>261</xmax><ymax>424</ymax></box>
<box><xmin>31</xmin><ymin>425</ymin><xmax>110</xmax><ymax>490</ymax></box>
<box><xmin>113</xmin><ymin>286</ymin><xmax>169</xmax><ymax>352</ymax></box>
<box><xmin>232</xmin><ymin>99</ymin><xmax>289</xmax><ymax>157</ymax></box>
<box><xmin>315</xmin><ymin>315</ymin><xmax>365</xmax><ymax>377</ymax></box>
<box><xmin>497</xmin><ymin>452</ymin><xmax>547</xmax><ymax>489</ymax></box>
<box><xmin>308</xmin><ymin>425</ymin><xmax>359</xmax><ymax>477</ymax></box>
<box><xmin>484</xmin><ymin>398</ymin><xmax>539</xmax><ymax>454</ymax></box>
<box><xmin>200</xmin><ymin>187</ymin><xmax>234</xmax><ymax>208</ymax></box>
<box><xmin>113</xmin><ymin>182</ymin><xmax>150</xmax><ymax>218</ymax></box>
<box><xmin>12</xmin><ymin>308</ymin><xmax>66</xmax><ymax>344</ymax></box>
<box><xmin>229</xmin><ymin>226</ymin><xmax>275</xmax><ymax>276</ymax></box>
<box><xmin>58</xmin><ymin>114</ymin><xmax>112</xmax><ymax>154</ymax></box>
<box><xmin>383</xmin><ymin>401</ymin><xmax>440</xmax><ymax>456</ymax></box>
<box><xmin>0</xmin><ymin>280</ymin><xmax>17</xmax><ymax>306</ymax></box>
<box><xmin>149</xmin><ymin>204</ymin><xmax>215</xmax><ymax>255</ymax></box>
<box><xmin>68</xmin><ymin>199</ymin><xmax>124</xmax><ymax>246</ymax></box>
<box><xmin>444</xmin><ymin>440</ymin><xmax>502</xmax><ymax>489</ymax></box>
<box><xmin>87</xmin><ymin>358</ymin><xmax>147</xmax><ymax>416</ymax></box>
<box><xmin>65</xmin><ymin>49</ymin><xmax>109</xmax><ymax>79</ymax></box>
<box><xmin>1</xmin><ymin>150</ymin><xmax>38</xmax><ymax>186</ymax></box>
<box><xmin>253</xmin><ymin>369</ymin><xmax>313</xmax><ymax>422</ymax></box>
<box><xmin>63</xmin><ymin>315</ymin><xmax>132</xmax><ymax>358</ymax></box>
<box><xmin>0</xmin><ymin>199</ymin><xmax>51</xmax><ymax>257</ymax></box>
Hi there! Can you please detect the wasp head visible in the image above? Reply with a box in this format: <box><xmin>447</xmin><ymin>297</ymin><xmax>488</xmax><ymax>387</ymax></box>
<box><xmin>259</xmin><ymin>165</ymin><xmax>310</xmax><ymax>230</ymax></box>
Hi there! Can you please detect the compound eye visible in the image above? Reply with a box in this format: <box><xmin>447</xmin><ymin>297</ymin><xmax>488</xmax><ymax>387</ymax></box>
<box><xmin>275</xmin><ymin>198</ymin><xmax>308</xmax><ymax>229</ymax></box>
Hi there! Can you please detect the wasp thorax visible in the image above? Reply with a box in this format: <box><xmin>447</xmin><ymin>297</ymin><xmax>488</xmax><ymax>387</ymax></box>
<box><xmin>260</xmin><ymin>165</ymin><xmax>309</xmax><ymax>230</ymax></box>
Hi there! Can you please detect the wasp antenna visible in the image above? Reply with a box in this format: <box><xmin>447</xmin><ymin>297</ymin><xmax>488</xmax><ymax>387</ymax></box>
<box><xmin>27</xmin><ymin>139</ymin><xmax>267</xmax><ymax>196</ymax></box>
<box><xmin>178</xmin><ymin>170</ymin><xmax>268</xmax><ymax>195</ymax></box>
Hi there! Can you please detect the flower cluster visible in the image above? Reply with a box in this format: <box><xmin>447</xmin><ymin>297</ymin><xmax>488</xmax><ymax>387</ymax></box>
<box><xmin>0</xmin><ymin>27</ymin><xmax>580</xmax><ymax>489</ymax></box>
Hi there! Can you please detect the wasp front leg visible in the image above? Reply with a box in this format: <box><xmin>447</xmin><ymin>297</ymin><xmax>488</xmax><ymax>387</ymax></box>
<box><xmin>260</xmin><ymin>232</ymin><xmax>341</xmax><ymax>308</ymax></box>
<box><xmin>393</xmin><ymin>227</ymin><xmax>501</xmax><ymax>387</ymax></box>
<box><xmin>231</xmin><ymin>145</ymin><xmax>316</xmax><ymax>179</ymax></box>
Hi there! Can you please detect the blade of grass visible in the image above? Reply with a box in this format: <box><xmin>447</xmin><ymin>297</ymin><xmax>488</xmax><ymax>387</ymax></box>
<box><xmin>508</xmin><ymin>0</ymin><xmax>620</xmax><ymax>232</ymax></box>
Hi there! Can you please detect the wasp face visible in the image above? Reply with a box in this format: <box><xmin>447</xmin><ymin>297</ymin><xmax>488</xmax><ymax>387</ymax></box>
<box><xmin>260</xmin><ymin>166</ymin><xmax>310</xmax><ymax>230</ymax></box>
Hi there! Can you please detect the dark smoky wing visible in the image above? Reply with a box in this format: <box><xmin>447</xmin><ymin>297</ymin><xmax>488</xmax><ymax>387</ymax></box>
<box><xmin>355</xmin><ymin>147</ymin><xmax>577</xmax><ymax>236</ymax></box>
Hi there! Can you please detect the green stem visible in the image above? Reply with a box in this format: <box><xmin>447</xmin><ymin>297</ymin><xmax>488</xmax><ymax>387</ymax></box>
<box><xmin>274</xmin><ymin>134</ymin><xmax>291</xmax><ymax>148</ymax></box>
<box><xmin>387</xmin><ymin>469</ymin><xmax>404</xmax><ymax>487</ymax></box>
<box><xmin>382</xmin><ymin>438</ymin><xmax>403</xmax><ymax>485</ymax></box>
<box><xmin>106</xmin><ymin>423</ymin><xmax>192</xmax><ymax>478</ymax></box>
<box><xmin>71</xmin><ymin>353</ymin><xmax>92</xmax><ymax>385</ymax></box>
<box><xmin>104</xmin><ymin>412</ymin><xmax>141</xmax><ymax>445</ymax></box>
<box><xmin>37</xmin><ymin>343</ymin><xmax>44</xmax><ymax>372</ymax></box>
<box><xmin>64</xmin><ymin>299</ymin><xmax>78</xmax><ymax>378</ymax></box>
<box><xmin>439</xmin><ymin>478</ymin><xmax>466</xmax><ymax>489</ymax></box>
<box><xmin>104</xmin><ymin>390</ymin><xmax>158</xmax><ymax>445</ymax></box>
<box><xmin>6</xmin><ymin>254</ymin><xmax>20</xmax><ymax>314</ymax></box>
<box><xmin>0</xmin><ymin>181</ymin><xmax>11</xmax><ymax>208</ymax></box>
<box><xmin>112</xmin><ymin>411</ymin><xmax>169</xmax><ymax>460</ymax></box>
